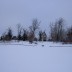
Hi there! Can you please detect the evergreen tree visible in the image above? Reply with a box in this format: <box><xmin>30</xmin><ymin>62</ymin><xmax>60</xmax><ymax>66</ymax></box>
<box><xmin>22</xmin><ymin>30</ymin><xmax>28</xmax><ymax>41</ymax></box>
<box><xmin>39</xmin><ymin>31</ymin><xmax>42</xmax><ymax>41</ymax></box>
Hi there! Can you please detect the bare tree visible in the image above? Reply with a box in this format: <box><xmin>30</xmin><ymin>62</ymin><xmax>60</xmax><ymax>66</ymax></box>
<box><xmin>17</xmin><ymin>24</ymin><xmax>22</xmax><ymax>40</ymax></box>
<box><xmin>65</xmin><ymin>26</ymin><xmax>72</xmax><ymax>43</ymax></box>
<box><xmin>28</xmin><ymin>31</ymin><xmax>35</xmax><ymax>43</ymax></box>
<box><xmin>29</xmin><ymin>18</ymin><xmax>40</xmax><ymax>34</ymax></box>
<box><xmin>50</xmin><ymin>18</ymin><xmax>65</xmax><ymax>42</ymax></box>
<box><xmin>1</xmin><ymin>27</ymin><xmax>13</xmax><ymax>41</ymax></box>
<box><xmin>29</xmin><ymin>18</ymin><xmax>40</xmax><ymax>42</ymax></box>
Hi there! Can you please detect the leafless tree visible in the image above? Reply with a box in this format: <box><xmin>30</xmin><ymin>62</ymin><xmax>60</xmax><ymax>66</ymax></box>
<box><xmin>65</xmin><ymin>26</ymin><xmax>72</xmax><ymax>43</ymax></box>
<box><xmin>29</xmin><ymin>18</ymin><xmax>40</xmax><ymax>42</ymax></box>
<box><xmin>28</xmin><ymin>31</ymin><xmax>35</xmax><ymax>43</ymax></box>
<box><xmin>17</xmin><ymin>24</ymin><xmax>22</xmax><ymax>40</ymax></box>
<box><xmin>29</xmin><ymin>18</ymin><xmax>40</xmax><ymax>34</ymax></box>
<box><xmin>50</xmin><ymin>18</ymin><xmax>65</xmax><ymax>42</ymax></box>
<box><xmin>1</xmin><ymin>27</ymin><xmax>13</xmax><ymax>41</ymax></box>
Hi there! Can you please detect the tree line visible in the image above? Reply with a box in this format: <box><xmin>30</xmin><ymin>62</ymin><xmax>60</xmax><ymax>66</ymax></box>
<box><xmin>0</xmin><ymin>18</ymin><xmax>72</xmax><ymax>44</ymax></box>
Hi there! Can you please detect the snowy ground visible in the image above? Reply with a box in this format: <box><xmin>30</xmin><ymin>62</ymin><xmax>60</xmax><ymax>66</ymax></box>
<box><xmin>0</xmin><ymin>41</ymin><xmax>72</xmax><ymax>72</ymax></box>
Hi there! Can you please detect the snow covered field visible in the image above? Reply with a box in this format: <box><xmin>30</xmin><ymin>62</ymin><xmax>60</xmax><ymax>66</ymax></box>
<box><xmin>0</xmin><ymin>41</ymin><xmax>72</xmax><ymax>72</ymax></box>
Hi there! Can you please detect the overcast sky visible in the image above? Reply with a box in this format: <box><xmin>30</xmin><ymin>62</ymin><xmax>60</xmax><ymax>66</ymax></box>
<box><xmin>0</xmin><ymin>0</ymin><xmax>72</xmax><ymax>35</ymax></box>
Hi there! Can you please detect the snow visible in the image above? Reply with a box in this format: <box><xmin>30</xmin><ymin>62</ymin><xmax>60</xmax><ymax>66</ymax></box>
<box><xmin>0</xmin><ymin>41</ymin><xmax>72</xmax><ymax>72</ymax></box>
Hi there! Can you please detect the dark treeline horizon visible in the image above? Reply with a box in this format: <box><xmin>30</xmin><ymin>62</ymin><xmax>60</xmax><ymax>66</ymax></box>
<box><xmin>0</xmin><ymin>17</ymin><xmax>72</xmax><ymax>43</ymax></box>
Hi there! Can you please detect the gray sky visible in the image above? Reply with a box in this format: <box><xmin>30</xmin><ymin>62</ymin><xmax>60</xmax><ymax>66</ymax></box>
<box><xmin>0</xmin><ymin>0</ymin><xmax>72</xmax><ymax>35</ymax></box>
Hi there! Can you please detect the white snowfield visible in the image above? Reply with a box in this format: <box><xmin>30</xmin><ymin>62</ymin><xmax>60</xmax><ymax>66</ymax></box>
<box><xmin>0</xmin><ymin>41</ymin><xmax>72</xmax><ymax>72</ymax></box>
